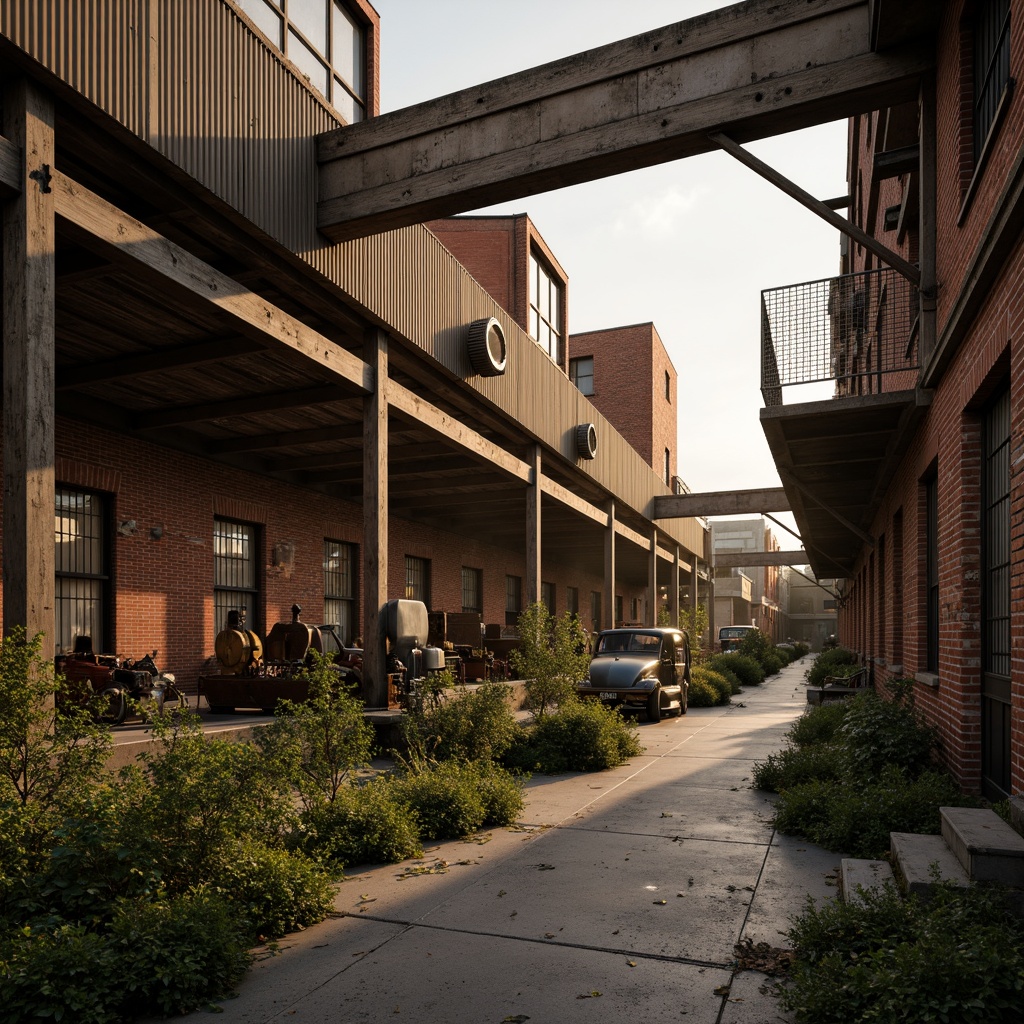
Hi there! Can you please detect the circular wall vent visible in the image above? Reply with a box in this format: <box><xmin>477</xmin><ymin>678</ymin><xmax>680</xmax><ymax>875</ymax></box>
<box><xmin>575</xmin><ymin>422</ymin><xmax>598</xmax><ymax>460</ymax></box>
<box><xmin>467</xmin><ymin>317</ymin><xmax>507</xmax><ymax>377</ymax></box>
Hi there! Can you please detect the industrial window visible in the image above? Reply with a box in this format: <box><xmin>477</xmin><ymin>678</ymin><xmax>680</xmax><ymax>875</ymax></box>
<box><xmin>541</xmin><ymin>581</ymin><xmax>555</xmax><ymax>613</ymax></box>
<box><xmin>665</xmin><ymin>370</ymin><xmax>671</xmax><ymax>402</ymax></box>
<box><xmin>570</xmin><ymin>356</ymin><xmax>594</xmax><ymax>396</ymax></box>
<box><xmin>235</xmin><ymin>0</ymin><xmax>368</xmax><ymax>122</ymax></box>
<box><xmin>405</xmin><ymin>556</ymin><xmax>431</xmax><ymax>606</ymax></box>
<box><xmin>566</xmin><ymin>586</ymin><xmax>579</xmax><ymax>616</ymax></box>
<box><xmin>590</xmin><ymin>590</ymin><xmax>602</xmax><ymax>632</ymax></box>
<box><xmin>461</xmin><ymin>566</ymin><xmax>482</xmax><ymax>614</ymax></box>
<box><xmin>55</xmin><ymin>487</ymin><xmax>108</xmax><ymax>655</ymax></box>
<box><xmin>664</xmin><ymin>448</ymin><xmax>671</xmax><ymax>486</ymax></box>
<box><xmin>214</xmin><ymin>518</ymin><xmax>260</xmax><ymax>636</ymax></box>
<box><xmin>924</xmin><ymin>476</ymin><xmax>939</xmax><ymax>673</ymax></box>
<box><xmin>529</xmin><ymin>251</ymin><xmax>562</xmax><ymax>363</ymax></box>
<box><xmin>324</xmin><ymin>539</ymin><xmax>357</xmax><ymax>645</ymax></box>
<box><xmin>974</xmin><ymin>0</ymin><xmax>1011</xmax><ymax>165</ymax></box>
<box><xmin>505</xmin><ymin>574</ymin><xmax>522</xmax><ymax>626</ymax></box>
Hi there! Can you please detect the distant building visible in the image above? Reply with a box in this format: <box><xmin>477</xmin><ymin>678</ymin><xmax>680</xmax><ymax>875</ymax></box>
<box><xmin>782</xmin><ymin>568</ymin><xmax>838</xmax><ymax>651</ymax></box>
<box><xmin>711</xmin><ymin>519</ymin><xmax>782</xmax><ymax>641</ymax></box>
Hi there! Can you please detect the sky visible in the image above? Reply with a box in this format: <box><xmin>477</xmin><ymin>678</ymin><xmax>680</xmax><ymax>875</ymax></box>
<box><xmin>374</xmin><ymin>0</ymin><xmax>850</xmax><ymax>538</ymax></box>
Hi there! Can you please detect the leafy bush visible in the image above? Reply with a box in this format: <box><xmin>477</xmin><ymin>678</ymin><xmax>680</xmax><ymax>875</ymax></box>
<box><xmin>212</xmin><ymin>839</ymin><xmax>336</xmax><ymax>939</ymax></box>
<box><xmin>298</xmin><ymin>778</ymin><xmax>422</xmax><ymax>869</ymax></box>
<box><xmin>397</xmin><ymin>760</ymin><xmax>524</xmax><ymax>839</ymax></box>
<box><xmin>407</xmin><ymin>682</ymin><xmax>519</xmax><ymax>764</ymax></box>
<box><xmin>510</xmin><ymin>603</ymin><xmax>591</xmax><ymax>719</ymax></box>
<box><xmin>791</xmin><ymin>641</ymin><xmax>810</xmax><ymax>659</ymax></box>
<box><xmin>691</xmin><ymin>666</ymin><xmax>731</xmax><ymax>706</ymax></box>
<box><xmin>111</xmin><ymin>888</ymin><xmax>252</xmax><ymax>1018</ymax></box>
<box><xmin>783</xmin><ymin>881</ymin><xmax>1024</xmax><ymax>1023</ymax></box>
<box><xmin>751</xmin><ymin>742</ymin><xmax>844</xmax><ymax>792</ymax></box>
<box><xmin>761</xmin><ymin>652</ymin><xmax>785</xmax><ymax>676</ymax></box>
<box><xmin>773</xmin><ymin>766</ymin><xmax>979</xmax><ymax>858</ymax></box>
<box><xmin>806</xmin><ymin>646</ymin><xmax>859</xmax><ymax>686</ymax></box>
<box><xmin>786</xmin><ymin>701</ymin><xmax>851</xmax><ymax>748</ymax></box>
<box><xmin>737</xmin><ymin>627</ymin><xmax>774</xmax><ymax>666</ymax></box>
<box><xmin>504</xmin><ymin>700</ymin><xmax>642</xmax><ymax>773</ymax></box>
<box><xmin>686</xmin><ymin>673</ymin><xmax>719</xmax><ymax>708</ymax></box>
<box><xmin>708</xmin><ymin>652</ymin><xmax>764</xmax><ymax>687</ymax></box>
<box><xmin>710</xmin><ymin>664</ymin><xmax>743</xmax><ymax>694</ymax></box>
<box><xmin>255</xmin><ymin>653</ymin><xmax>374</xmax><ymax>808</ymax></box>
<box><xmin>0</xmin><ymin>922</ymin><xmax>121</xmax><ymax>1024</ymax></box>
<box><xmin>837</xmin><ymin>688</ymin><xmax>937</xmax><ymax>778</ymax></box>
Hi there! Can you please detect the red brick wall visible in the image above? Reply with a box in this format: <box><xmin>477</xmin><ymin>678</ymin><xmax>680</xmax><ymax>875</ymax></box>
<box><xmin>9</xmin><ymin>419</ymin><xmax>651</xmax><ymax>692</ymax></box>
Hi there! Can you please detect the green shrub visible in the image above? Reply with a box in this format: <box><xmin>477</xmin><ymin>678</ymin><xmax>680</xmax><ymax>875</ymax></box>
<box><xmin>751</xmin><ymin>742</ymin><xmax>844</xmax><ymax>792</ymax></box>
<box><xmin>111</xmin><ymin>887</ymin><xmax>252</xmax><ymax>1018</ymax></box>
<box><xmin>791</xmin><ymin>641</ymin><xmax>810</xmax><ymax>659</ymax></box>
<box><xmin>806</xmin><ymin>646</ymin><xmax>858</xmax><ymax>686</ymax></box>
<box><xmin>691</xmin><ymin>666</ymin><xmax>731</xmax><ymax>706</ymax></box>
<box><xmin>411</xmin><ymin>682</ymin><xmax>519</xmax><ymax>763</ymax></box>
<box><xmin>0</xmin><ymin>922</ymin><xmax>121</xmax><ymax>1024</ymax></box>
<box><xmin>783</xmin><ymin>882</ymin><xmax>1024</xmax><ymax>1023</ymax></box>
<box><xmin>213</xmin><ymin>839</ymin><xmax>336</xmax><ymax>939</ymax></box>
<box><xmin>709</xmin><ymin>652</ymin><xmax>764</xmax><ymax>687</ymax></box>
<box><xmin>504</xmin><ymin>700</ymin><xmax>643</xmax><ymax>773</ymax></box>
<box><xmin>787</xmin><ymin>702</ymin><xmax>851</xmax><ymax>748</ymax></box>
<box><xmin>761</xmin><ymin>652</ymin><xmax>785</xmax><ymax>676</ymax></box>
<box><xmin>396</xmin><ymin>761</ymin><xmax>488</xmax><ymax>839</ymax></box>
<box><xmin>475</xmin><ymin>761</ymin><xmax>527</xmax><ymax>826</ymax></box>
<box><xmin>737</xmin><ymin>627</ymin><xmax>774</xmax><ymax>666</ymax></box>
<box><xmin>298</xmin><ymin>778</ymin><xmax>422</xmax><ymax>869</ymax></box>
<box><xmin>686</xmin><ymin>673</ymin><xmax>719</xmax><ymax>708</ymax></box>
<box><xmin>773</xmin><ymin>766</ymin><xmax>979</xmax><ymax>858</ymax></box>
<box><xmin>509</xmin><ymin>604</ymin><xmax>591</xmax><ymax>719</ymax></box>
<box><xmin>710</xmin><ymin>664</ymin><xmax>743</xmax><ymax>694</ymax></box>
<box><xmin>837</xmin><ymin>689</ymin><xmax>937</xmax><ymax>778</ymax></box>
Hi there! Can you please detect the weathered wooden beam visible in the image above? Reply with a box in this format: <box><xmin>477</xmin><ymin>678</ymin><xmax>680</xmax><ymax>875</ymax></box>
<box><xmin>206</xmin><ymin>421</ymin><xmax>365</xmax><ymax>455</ymax></box>
<box><xmin>56</xmin><ymin>337</ymin><xmax>259</xmax><ymax>389</ymax></box>
<box><xmin>3</xmin><ymin>81</ymin><xmax>55</xmax><ymax>646</ymax></box>
<box><xmin>0</xmin><ymin>131</ymin><xmax>19</xmax><ymax>198</ymax></box>
<box><xmin>50</xmin><ymin>170</ymin><xmax>373</xmax><ymax>393</ymax></box>
<box><xmin>715</xmin><ymin>549</ymin><xmax>809</xmax><ymax>568</ymax></box>
<box><xmin>653</xmin><ymin>487</ymin><xmax>790</xmax><ymax>519</ymax></box>
<box><xmin>317</xmin><ymin>0</ymin><xmax>932</xmax><ymax>240</ymax></box>
<box><xmin>873</xmin><ymin>144</ymin><xmax>919</xmax><ymax>178</ymax></box>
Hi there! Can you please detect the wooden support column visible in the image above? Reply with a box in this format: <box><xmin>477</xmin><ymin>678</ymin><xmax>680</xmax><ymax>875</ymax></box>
<box><xmin>362</xmin><ymin>328</ymin><xmax>388</xmax><ymax>708</ymax></box>
<box><xmin>647</xmin><ymin>529</ymin><xmax>658</xmax><ymax>627</ymax></box>
<box><xmin>524</xmin><ymin>445</ymin><xmax>541</xmax><ymax>609</ymax></box>
<box><xmin>3</xmin><ymin>80</ymin><xmax>55</xmax><ymax>648</ymax></box>
<box><xmin>671</xmin><ymin>546</ymin><xmax>681</xmax><ymax>628</ymax></box>
<box><xmin>603</xmin><ymin>502</ymin><xmax>615</xmax><ymax>630</ymax></box>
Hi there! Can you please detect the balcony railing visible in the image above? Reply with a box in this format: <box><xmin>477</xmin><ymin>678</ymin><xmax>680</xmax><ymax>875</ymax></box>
<box><xmin>761</xmin><ymin>268</ymin><xmax>919</xmax><ymax>406</ymax></box>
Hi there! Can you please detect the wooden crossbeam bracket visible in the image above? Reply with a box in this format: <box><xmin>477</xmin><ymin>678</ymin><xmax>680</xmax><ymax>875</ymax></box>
<box><xmin>653</xmin><ymin>487</ymin><xmax>790</xmax><ymax>519</ymax></box>
<box><xmin>0</xmin><ymin>132</ymin><xmax>21</xmax><ymax>197</ymax></box>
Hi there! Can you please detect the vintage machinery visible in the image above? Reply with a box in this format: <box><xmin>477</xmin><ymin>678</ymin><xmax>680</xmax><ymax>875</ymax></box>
<box><xmin>201</xmin><ymin>604</ymin><xmax>362</xmax><ymax>714</ymax></box>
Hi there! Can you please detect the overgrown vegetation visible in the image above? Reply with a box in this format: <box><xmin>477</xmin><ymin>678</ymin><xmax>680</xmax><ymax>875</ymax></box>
<box><xmin>805</xmin><ymin>645</ymin><xmax>859</xmax><ymax>686</ymax></box>
<box><xmin>509</xmin><ymin>602</ymin><xmax>591</xmax><ymax>719</ymax></box>
<box><xmin>753</xmin><ymin>679</ymin><xmax>980</xmax><ymax>857</ymax></box>
<box><xmin>782</xmin><ymin>881</ymin><xmax>1024</xmax><ymax>1023</ymax></box>
<box><xmin>688</xmin><ymin>665</ymin><xmax>731</xmax><ymax>707</ymax></box>
<box><xmin>709</xmin><ymin>651</ymin><xmax>765</xmax><ymax>687</ymax></box>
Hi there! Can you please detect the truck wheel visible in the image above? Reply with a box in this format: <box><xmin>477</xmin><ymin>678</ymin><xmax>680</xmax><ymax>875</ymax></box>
<box><xmin>646</xmin><ymin>687</ymin><xmax>661</xmax><ymax>722</ymax></box>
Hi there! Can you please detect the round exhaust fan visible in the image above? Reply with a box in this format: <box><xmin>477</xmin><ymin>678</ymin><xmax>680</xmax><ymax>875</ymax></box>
<box><xmin>467</xmin><ymin>317</ymin><xmax>507</xmax><ymax>377</ymax></box>
<box><xmin>575</xmin><ymin>422</ymin><xmax>598</xmax><ymax>460</ymax></box>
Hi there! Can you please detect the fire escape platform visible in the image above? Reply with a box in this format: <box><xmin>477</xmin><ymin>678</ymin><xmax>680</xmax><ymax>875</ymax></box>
<box><xmin>760</xmin><ymin>389</ymin><xmax>928</xmax><ymax>578</ymax></box>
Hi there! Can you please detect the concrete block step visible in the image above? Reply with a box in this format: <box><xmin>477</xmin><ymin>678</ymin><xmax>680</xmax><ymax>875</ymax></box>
<box><xmin>890</xmin><ymin>832</ymin><xmax>969</xmax><ymax>898</ymax></box>
<box><xmin>840</xmin><ymin>858</ymin><xmax>895</xmax><ymax>906</ymax></box>
<box><xmin>941</xmin><ymin>806</ymin><xmax>1024</xmax><ymax>885</ymax></box>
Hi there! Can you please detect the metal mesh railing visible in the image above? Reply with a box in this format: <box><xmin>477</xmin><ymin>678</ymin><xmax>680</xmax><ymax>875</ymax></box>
<box><xmin>761</xmin><ymin>267</ymin><xmax>919</xmax><ymax>406</ymax></box>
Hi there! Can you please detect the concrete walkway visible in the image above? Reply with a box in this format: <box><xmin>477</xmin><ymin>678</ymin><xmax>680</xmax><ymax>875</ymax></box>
<box><xmin>179</xmin><ymin>657</ymin><xmax>839</xmax><ymax>1024</ymax></box>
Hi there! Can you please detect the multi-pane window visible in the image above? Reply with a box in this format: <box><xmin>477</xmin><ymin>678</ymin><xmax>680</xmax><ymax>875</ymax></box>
<box><xmin>541</xmin><ymin>581</ymin><xmax>555</xmax><ymax>614</ymax></box>
<box><xmin>570</xmin><ymin>356</ymin><xmax>594</xmax><ymax>396</ymax></box>
<box><xmin>55</xmin><ymin>488</ymin><xmax>108</xmax><ymax>654</ymax></box>
<box><xmin>214</xmin><ymin>518</ymin><xmax>260</xmax><ymax>635</ymax></box>
<box><xmin>590</xmin><ymin>590</ymin><xmax>602</xmax><ymax>632</ymax></box>
<box><xmin>236</xmin><ymin>0</ymin><xmax>367</xmax><ymax>122</ymax></box>
<box><xmin>462</xmin><ymin>566</ymin><xmax>482</xmax><ymax>613</ymax></box>
<box><xmin>324</xmin><ymin>539</ymin><xmax>357</xmax><ymax>645</ymax></box>
<box><xmin>974</xmin><ymin>0</ymin><xmax>1011</xmax><ymax>164</ymax></box>
<box><xmin>505</xmin><ymin>574</ymin><xmax>522</xmax><ymax>626</ymax></box>
<box><xmin>984</xmin><ymin>391</ymin><xmax>1011</xmax><ymax>678</ymax></box>
<box><xmin>925</xmin><ymin>477</ymin><xmax>939</xmax><ymax>673</ymax></box>
<box><xmin>566</xmin><ymin>586</ymin><xmax>579</xmax><ymax>617</ymax></box>
<box><xmin>405</xmin><ymin>556</ymin><xmax>431</xmax><ymax>606</ymax></box>
<box><xmin>529</xmin><ymin>251</ymin><xmax>562</xmax><ymax>362</ymax></box>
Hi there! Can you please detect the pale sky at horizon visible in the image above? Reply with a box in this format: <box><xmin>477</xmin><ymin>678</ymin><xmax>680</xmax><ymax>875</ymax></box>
<box><xmin>375</xmin><ymin>1</ymin><xmax>850</xmax><ymax>540</ymax></box>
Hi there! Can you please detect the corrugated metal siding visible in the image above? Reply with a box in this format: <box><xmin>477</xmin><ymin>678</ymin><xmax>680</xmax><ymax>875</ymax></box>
<box><xmin>0</xmin><ymin>0</ymin><xmax>703</xmax><ymax>554</ymax></box>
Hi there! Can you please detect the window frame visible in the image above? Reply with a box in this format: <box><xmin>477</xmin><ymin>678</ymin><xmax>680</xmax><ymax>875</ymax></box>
<box><xmin>55</xmin><ymin>486</ymin><xmax>110</xmax><ymax>655</ymax></box>
<box><xmin>924</xmin><ymin>475</ymin><xmax>939</xmax><ymax>673</ymax></box>
<box><xmin>214</xmin><ymin>517</ymin><xmax>261</xmax><ymax>636</ymax></box>
<box><xmin>324</xmin><ymin>538</ymin><xmax>357</xmax><ymax>645</ymax></box>
<box><xmin>461</xmin><ymin>566</ymin><xmax>483</xmax><ymax>614</ymax></box>
<box><xmin>570</xmin><ymin>355</ymin><xmax>594</xmax><ymax>396</ymax></box>
<box><xmin>505</xmin><ymin>574</ymin><xmax>522</xmax><ymax>626</ymax></box>
<box><xmin>528</xmin><ymin>249</ymin><xmax>563</xmax><ymax>363</ymax></box>
<box><xmin>405</xmin><ymin>555</ymin><xmax>431</xmax><ymax>606</ymax></box>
